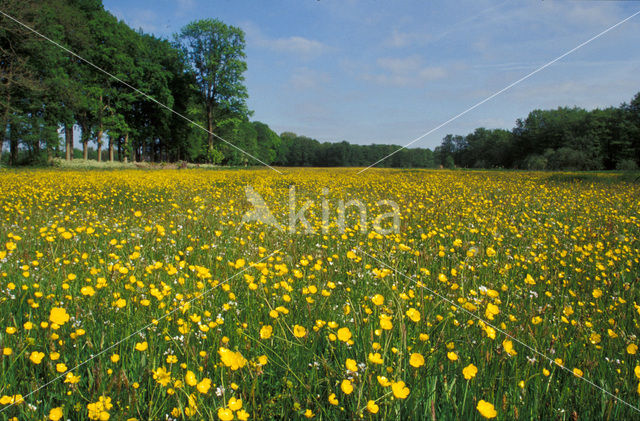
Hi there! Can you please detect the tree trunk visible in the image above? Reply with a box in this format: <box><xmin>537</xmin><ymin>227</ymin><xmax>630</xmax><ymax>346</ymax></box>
<box><xmin>108</xmin><ymin>135</ymin><xmax>114</xmax><ymax>162</ymax></box>
<box><xmin>207</xmin><ymin>104</ymin><xmax>214</xmax><ymax>159</ymax></box>
<box><xmin>65</xmin><ymin>123</ymin><xmax>73</xmax><ymax>160</ymax></box>
<box><xmin>10</xmin><ymin>124</ymin><xmax>18</xmax><ymax>165</ymax></box>
<box><xmin>123</xmin><ymin>132</ymin><xmax>129</xmax><ymax>163</ymax></box>
<box><xmin>97</xmin><ymin>94</ymin><xmax>103</xmax><ymax>162</ymax></box>
<box><xmin>80</xmin><ymin>120</ymin><xmax>89</xmax><ymax>160</ymax></box>
<box><xmin>1</xmin><ymin>91</ymin><xmax>10</xmax><ymax>164</ymax></box>
<box><xmin>96</xmin><ymin>124</ymin><xmax>103</xmax><ymax>162</ymax></box>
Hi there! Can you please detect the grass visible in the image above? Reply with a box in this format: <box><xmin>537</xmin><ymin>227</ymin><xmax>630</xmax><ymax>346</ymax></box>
<box><xmin>0</xmin><ymin>168</ymin><xmax>639</xmax><ymax>420</ymax></box>
<box><xmin>49</xmin><ymin>158</ymin><xmax>228</xmax><ymax>170</ymax></box>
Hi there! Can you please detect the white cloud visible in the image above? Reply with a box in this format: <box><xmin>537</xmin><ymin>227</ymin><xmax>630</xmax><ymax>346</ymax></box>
<box><xmin>377</xmin><ymin>56</ymin><xmax>422</xmax><ymax>73</ymax></box>
<box><xmin>289</xmin><ymin>67</ymin><xmax>330</xmax><ymax>91</ymax></box>
<box><xmin>268</xmin><ymin>36</ymin><xmax>327</xmax><ymax>56</ymax></box>
<box><xmin>362</xmin><ymin>55</ymin><xmax>448</xmax><ymax>86</ymax></box>
<box><xmin>555</xmin><ymin>2</ymin><xmax>621</xmax><ymax>27</ymax></box>
<box><xmin>418</xmin><ymin>66</ymin><xmax>447</xmax><ymax>80</ymax></box>
<box><xmin>243</xmin><ymin>22</ymin><xmax>329</xmax><ymax>58</ymax></box>
<box><xmin>509</xmin><ymin>77</ymin><xmax>637</xmax><ymax>110</ymax></box>
<box><xmin>176</xmin><ymin>0</ymin><xmax>196</xmax><ymax>16</ymax></box>
<box><xmin>383</xmin><ymin>29</ymin><xmax>425</xmax><ymax>48</ymax></box>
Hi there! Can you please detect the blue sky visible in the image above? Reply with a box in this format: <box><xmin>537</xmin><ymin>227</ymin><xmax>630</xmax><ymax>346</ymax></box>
<box><xmin>103</xmin><ymin>0</ymin><xmax>640</xmax><ymax>149</ymax></box>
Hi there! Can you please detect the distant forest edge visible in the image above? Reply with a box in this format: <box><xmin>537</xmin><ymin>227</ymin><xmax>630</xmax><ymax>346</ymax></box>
<box><xmin>1</xmin><ymin>1</ymin><xmax>639</xmax><ymax>170</ymax></box>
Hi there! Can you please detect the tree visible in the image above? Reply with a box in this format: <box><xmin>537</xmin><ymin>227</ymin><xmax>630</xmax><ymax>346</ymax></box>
<box><xmin>253</xmin><ymin>121</ymin><xmax>281</xmax><ymax>165</ymax></box>
<box><xmin>0</xmin><ymin>0</ymin><xmax>45</xmax><ymax>164</ymax></box>
<box><xmin>623</xmin><ymin>92</ymin><xmax>640</xmax><ymax>165</ymax></box>
<box><xmin>218</xmin><ymin>118</ymin><xmax>257</xmax><ymax>166</ymax></box>
<box><xmin>175</xmin><ymin>19</ymin><xmax>249</xmax><ymax>163</ymax></box>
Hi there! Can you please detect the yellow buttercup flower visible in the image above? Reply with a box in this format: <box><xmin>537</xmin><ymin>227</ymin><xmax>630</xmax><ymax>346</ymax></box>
<box><xmin>153</xmin><ymin>367</ymin><xmax>171</xmax><ymax>387</ymax></box>
<box><xmin>405</xmin><ymin>308</ymin><xmax>421</xmax><ymax>322</ymax></box>
<box><xmin>379</xmin><ymin>314</ymin><xmax>393</xmax><ymax>330</ymax></box>
<box><xmin>228</xmin><ymin>397</ymin><xmax>242</xmax><ymax>411</ymax></box>
<box><xmin>524</xmin><ymin>274</ymin><xmax>536</xmax><ymax>286</ymax></box>
<box><xmin>476</xmin><ymin>400</ymin><xmax>497</xmax><ymax>418</ymax></box>
<box><xmin>217</xmin><ymin>407</ymin><xmax>234</xmax><ymax>421</ymax></box>
<box><xmin>502</xmin><ymin>339</ymin><xmax>517</xmax><ymax>356</ymax></box>
<box><xmin>135</xmin><ymin>341</ymin><xmax>148</xmax><ymax>351</ymax></box>
<box><xmin>341</xmin><ymin>379</ymin><xmax>353</xmax><ymax>394</ymax></box>
<box><xmin>369</xmin><ymin>352</ymin><xmax>384</xmax><ymax>364</ymax></box>
<box><xmin>328</xmin><ymin>393</ymin><xmax>339</xmax><ymax>405</ymax></box>
<box><xmin>377</xmin><ymin>376</ymin><xmax>391</xmax><ymax>387</ymax></box>
<box><xmin>218</xmin><ymin>347</ymin><xmax>247</xmax><ymax>370</ymax></box>
<box><xmin>409</xmin><ymin>353</ymin><xmax>424</xmax><ymax>368</ymax></box>
<box><xmin>185</xmin><ymin>370</ymin><xmax>198</xmax><ymax>386</ymax></box>
<box><xmin>485</xmin><ymin>303</ymin><xmax>500</xmax><ymax>320</ymax></box>
<box><xmin>64</xmin><ymin>372</ymin><xmax>80</xmax><ymax>384</ymax></box>
<box><xmin>49</xmin><ymin>407</ymin><xmax>63</xmax><ymax>421</ymax></box>
<box><xmin>196</xmin><ymin>378</ymin><xmax>211</xmax><ymax>394</ymax></box>
<box><xmin>391</xmin><ymin>380</ymin><xmax>410</xmax><ymax>399</ymax></box>
<box><xmin>367</xmin><ymin>400</ymin><xmax>379</xmax><ymax>414</ymax></box>
<box><xmin>260</xmin><ymin>325</ymin><xmax>273</xmax><ymax>339</ymax></box>
<box><xmin>462</xmin><ymin>363</ymin><xmax>477</xmax><ymax>380</ymax></box>
<box><xmin>293</xmin><ymin>325</ymin><xmax>307</xmax><ymax>338</ymax></box>
<box><xmin>337</xmin><ymin>327</ymin><xmax>352</xmax><ymax>342</ymax></box>
<box><xmin>49</xmin><ymin>307</ymin><xmax>70</xmax><ymax>326</ymax></box>
<box><xmin>29</xmin><ymin>351</ymin><xmax>45</xmax><ymax>364</ymax></box>
<box><xmin>371</xmin><ymin>294</ymin><xmax>384</xmax><ymax>306</ymax></box>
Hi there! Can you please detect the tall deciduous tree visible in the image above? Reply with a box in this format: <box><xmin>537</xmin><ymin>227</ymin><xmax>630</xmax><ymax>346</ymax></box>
<box><xmin>175</xmin><ymin>19</ymin><xmax>249</xmax><ymax>162</ymax></box>
<box><xmin>0</xmin><ymin>0</ymin><xmax>44</xmax><ymax>164</ymax></box>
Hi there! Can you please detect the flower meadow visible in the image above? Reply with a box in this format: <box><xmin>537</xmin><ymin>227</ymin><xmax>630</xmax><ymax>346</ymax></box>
<box><xmin>0</xmin><ymin>168</ymin><xmax>639</xmax><ymax>420</ymax></box>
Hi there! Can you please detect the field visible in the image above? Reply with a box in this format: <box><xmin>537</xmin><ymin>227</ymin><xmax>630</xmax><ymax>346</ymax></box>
<box><xmin>0</xmin><ymin>168</ymin><xmax>639</xmax><ymax>420</ymax></box>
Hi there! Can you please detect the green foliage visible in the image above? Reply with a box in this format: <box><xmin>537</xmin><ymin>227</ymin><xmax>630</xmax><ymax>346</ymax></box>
<box><xmin>524</xmin><ymin>154</ymin><xmax>547</xmax><ymax>170</ymax></box>
<box><xmin>207</xmin><ymin>147</ymin><xmax>225</xmax><ymax>165</ymax></box>
<box><xmin>174</xmin><ymin>19</ymin><xmax>249</xmax><ymax>163</ymax></box>
<box><xmin>438</xmin><ymin>98</ymin><xmax>640</xmax><ymax>171</ymax></box>
<box><xmin>443</xmin><ymin>155</ymin><xmax>455</xmax><ymax>169</ymax></box>
<box><xmin>616</xmin><ymin>158</ymin><xmax>638</xmax><ymax>171</ymax></box>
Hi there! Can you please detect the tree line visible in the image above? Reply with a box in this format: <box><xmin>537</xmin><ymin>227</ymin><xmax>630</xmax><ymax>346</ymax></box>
<box><xmin>0</xmin><ymin>0</ymin><xmax>438</xmax><ymax>168</ymax></box>
<box><xmin>1</xmin><ymin>0</ymin><xmax>259</xmax><ymax>165</ymax></box>
<box><xmin>434</xmin><ymin>97</ymin><xmax>640</xmax><ymax>171</ymax></box>
<box><xmin>1</xmin><ymin>1</ymin><xmax>638</xmax><ymax>170</ymax></box>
